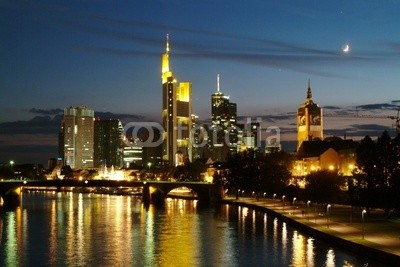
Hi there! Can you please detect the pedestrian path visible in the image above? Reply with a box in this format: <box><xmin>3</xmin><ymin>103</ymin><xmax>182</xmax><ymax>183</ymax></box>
<box><xmin>222</xmin><ymin>196</ymin><xmax>400</xmax><ymax>259</ymax></box>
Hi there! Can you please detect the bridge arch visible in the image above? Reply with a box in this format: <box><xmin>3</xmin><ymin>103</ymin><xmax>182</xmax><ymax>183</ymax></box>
<box><xmin>143</xmin><ymin>182</ymin><xmax>216</xmax><ymax>204</ymax></box>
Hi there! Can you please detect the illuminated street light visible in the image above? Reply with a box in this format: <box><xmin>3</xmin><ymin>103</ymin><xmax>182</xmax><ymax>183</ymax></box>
<box><xmin>9</xmin><ymin>160</ymin><xmax>15</xmax><ymax>179</ymax></box>
<box><xmin>327</xmin><ymin>204</ymin><xmax>331</xmax><ymax>228</ymax></box>
<box><xmin>362</xmin><ymin>209</ymin><xmax>367</xmax><ymax>239</ymax></box>
<box><xmin>282</xmin><ymin>195</ymin><xmax>286</xmax><ymax>211</ymax></box>
<box><xmin>307</xmin><ymin>200</ymin><xmax>311</xmax><ymax>220</ymax></box>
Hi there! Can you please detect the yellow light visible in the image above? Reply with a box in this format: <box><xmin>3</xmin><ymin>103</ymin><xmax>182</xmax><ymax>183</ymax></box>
<box><xmin>348</xmin><ymin>164</ymin><xmax>354</xmax><ymax>170</ymax></box>
<box><xmin>310</xmin><ymin>165</ymin><xmax>315</xmax><ymax>171</ymax></box>
<box><xmin>329</xmin><ymin>165</ymin><xmax>334</xmax><ymax>171</ymax></box>
<box><xmin>176</xmin><ymin>82</ymin><xmax>191</xmax><ymax>102</ymax></box>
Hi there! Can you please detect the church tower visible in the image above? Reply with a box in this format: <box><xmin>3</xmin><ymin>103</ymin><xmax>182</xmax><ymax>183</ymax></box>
<box><xmin>297</xmin><ymin>81</ymin><xmax>323</xmax><ymax>150</ymax></box>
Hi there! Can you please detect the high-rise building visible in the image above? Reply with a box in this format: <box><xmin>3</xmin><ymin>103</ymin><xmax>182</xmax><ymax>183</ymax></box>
<box><xmin>61</xmin><ymin>106</ymin><xmax>94</xmax><ymax>169</ymax></box>
<box><xmin>94</xmin><ymin>119</ymin><xmax>123</xmax><ymax>168</ymax></box>
<box><xmin>122</xmin><ymin>138</ymin><xmax>143</xmax><ymax>168</ymax></box>
<box><xmin>210</xmin><ymin>74</ymin><xmax>238</xmax><ymax>161</ymax></box>
<box><xmin>161</xmin><ymin>34</ymin><xmax>192</xmax><ymax>166</ymax></box>
<box><xmin>297</xmin><ymin>81</ymin><xmax>323</xmax><ymax>150</ymax></box>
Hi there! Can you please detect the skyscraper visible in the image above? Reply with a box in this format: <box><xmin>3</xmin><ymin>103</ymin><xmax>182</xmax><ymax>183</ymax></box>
<box><xmin>210</xmin><ymin>74</ymin><xmax>238</xmax><ymax>161</ymax></box>
<box><xmin>297</xmin><ymin>81</ymin><xmax>323</xmax><ymax>150</ymax></box>
<box><xmin>62</xmin><ymin>106</ymin><xmax>94</xmax><ymax>169</ymax></box>
<box><xmin>94</xmin><ymin>119</ymin><xmax>123</xmax><ymax>168</ymax></box>
<box><xmin>161</xmin><ymin>35</ymin><xmax>192</xmax><ymax>166</ymax></box>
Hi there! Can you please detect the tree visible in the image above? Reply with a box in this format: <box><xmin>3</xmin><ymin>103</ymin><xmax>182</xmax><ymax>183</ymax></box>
<box><xmin>259</xmin><ymin>151</ymin><xmax>292</xmax><ymax>196</ymax></box>
<box><xmin>304</xmin><ymin>170</ymin><xmax>344</xmax><ymax>204</ymax></box>
<box><xmin>60</xmin><ymin>165</ymin><xmax>73</xmax><ymax>179</ymax></box>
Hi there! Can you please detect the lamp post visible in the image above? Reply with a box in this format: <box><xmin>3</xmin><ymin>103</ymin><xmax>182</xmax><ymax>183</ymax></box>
<box><xmin>362</xmin><ymin>209</ymin><xmax>367</xmax><ymax>239</ymax></box>
<box><xmin>147</xmin><ymin>162</ymin><xmax>152</xmax><ymax>172</ymax></box>
<box><xmin>282</xmin><ymin>195</ymin><xmax>286</xmax><ymax>211</ymax></box>
<box><xmin>9</xmin><ymin>160</ymin><xmax>14</xmax><ymax>179</ymax></box>
<box><xmin>273</xmin><ymin>193</ymin><xmax>276</xmax><ymax>200</ymax></box>
<box><xmin>307</xmin><ymin>200</ymin><xmax>311</xmax><ymax>220</ymax></box>
<box><xmin>327</xmin><ymin>204</ymin><xmax>331</xmax><ymax>228</ymax></box>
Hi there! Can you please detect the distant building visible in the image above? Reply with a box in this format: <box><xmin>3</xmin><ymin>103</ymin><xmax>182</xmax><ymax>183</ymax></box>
<box><xmin>61</xmin><ymin>106</ymin><xmax>94</xmax><ymax>169</ymax></box>
<box><xmin>94</xmin><ymin>119</ymin><xmax>123</xmax><ymax>168</ymax></box>
<box><xmin>297</xmin><ymin>81</ymin><xmax>323</xmax><ymax>151</ymax></box>
<box><xmin>123</xmin><ymin>145</ymin><xmax>143</xmax><ymax>168</ymax></box>
<box><xmin>191</xmin><ymin>114</ymin><xmax>204</xmax><ymax>160</ymax></box>
<box><xmin>293</xmin><ymin>137</ymin><xmax>357</xmax><ymax>177</ymax></box>
<box><xmin>161</xmin><ymin>34</ymin><xmax>192</xmax><ymax>166</ymax></box>
<box><xmin>239</xmin><ymin>121</ymin><xmax>261</xmax><ymax>152</ymax></box>
<box><xmin>122</xmin><ymin>136</ymin><xmax>143</xmax><ymax>168</ymax></box>
<box><xmin>209</xmin><ymin>74</ymin><xmax>238</xmax><ymax>161</ymax></box>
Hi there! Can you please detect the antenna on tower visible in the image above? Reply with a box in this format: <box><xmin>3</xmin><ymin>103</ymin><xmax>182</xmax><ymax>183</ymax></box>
<box><xmin>217</xmin><ymin>74</ymin><xmax>220</xmax><ymax>92</ymax></box>
<box><xmin>166</xmin><ymin>33</ymin><xmax>170</xmax><ymax>53</ymax></box>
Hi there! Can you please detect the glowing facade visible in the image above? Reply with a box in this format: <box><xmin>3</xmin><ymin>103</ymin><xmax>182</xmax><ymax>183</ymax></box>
<box><xmin>161</xmin><ymin>35</ymin><xmax>192</xmax><ymax>165</ymax></box>
<box><xmin>297</xmin><ymin>81</ymin><xmax>323</xmax><ymax>150</ymax></box>
<box><xmin>62</xmin><ymin>106</ymin><xmax>94</xmax><ymax>169</ymax></box>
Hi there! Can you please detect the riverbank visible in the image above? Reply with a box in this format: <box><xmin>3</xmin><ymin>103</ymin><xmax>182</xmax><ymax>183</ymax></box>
<box><xmin>221</xmin><ymin>196</ymin><xmax>400</xmax><ymax>266</ymax></box>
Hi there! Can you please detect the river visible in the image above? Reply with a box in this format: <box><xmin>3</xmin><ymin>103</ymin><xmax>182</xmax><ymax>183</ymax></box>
<box><xmin>0</xmin><ymin>191</ymin><xmax>384</xmax><ymax>266</ymax></box>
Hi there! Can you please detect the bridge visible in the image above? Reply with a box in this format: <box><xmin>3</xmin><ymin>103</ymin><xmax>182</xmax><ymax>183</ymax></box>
<box><xmin>0</xmin><ymin>179</ymin><xmax>217</xmax><ymax>208</ymax></box>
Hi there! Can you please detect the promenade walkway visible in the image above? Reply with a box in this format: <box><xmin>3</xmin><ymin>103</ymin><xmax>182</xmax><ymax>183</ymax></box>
<box><xmin>222</xmin><ymin>196</ymin><xmax>400</xmax><ymax>264</ymax></box>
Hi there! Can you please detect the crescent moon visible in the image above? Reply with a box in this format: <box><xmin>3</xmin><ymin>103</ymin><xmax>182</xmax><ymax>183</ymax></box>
<box><xmin>343</xmin><ymin>44</ymin><xmax>350</xmax><ymax>53</ymax></box>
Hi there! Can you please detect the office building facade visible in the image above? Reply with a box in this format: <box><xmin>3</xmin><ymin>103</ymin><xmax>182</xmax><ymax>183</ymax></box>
<box><xmin>61</xmin><ymin>106</ymin><xmax>94</xmax><ymax>169</ymax></box>
<box><xmin>210</xmin><ymin>74</ymin><xmax>238</xmax><ymax>161</ymax></box>
<box><xmin>161</xmin><ymin>35</ymin><xmax>192</xmax><ymax>166</ymax></box>
<box><xmin>94</xmin><ymin>119</ymin><xmax>123</xmax><ymax>168</ymax></box>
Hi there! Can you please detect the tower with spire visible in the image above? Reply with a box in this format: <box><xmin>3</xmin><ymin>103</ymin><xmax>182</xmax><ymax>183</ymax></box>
<box><xmin>161</xmin><ymin>35</ymin><xmax>192</xmax><ymax>166</ymax></box>
<box><xmin>210</xmin><ymin>74</ymin><xmax>238</xmax><ymax>161</ymax></box>
<box><xmin>297</xmin><ymin>80</ymin><xmax>323</xmax><ymax>150</ymax></box>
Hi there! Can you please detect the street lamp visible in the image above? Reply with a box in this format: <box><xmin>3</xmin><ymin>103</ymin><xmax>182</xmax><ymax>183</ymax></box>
<box><xmin>282</xmin><ymin>195</ymin><xmax>286</xmax><ymax>211</ymax></box>
<box><xmin>9</xmin><ymin>160</ymin><xmax>14</xmax><ymax>179</ymax></box>
<box><xmin>147</xmin><ymin>162</ymin><xmax>152</xmax><ymax>172</ymax></box>
<box><xmin>307</xmin><ymin>200</ymin><xmax>311</xmax><ymax>220</ymax></box>
<box><xmin>327</xmin><ymin>204</ymin><xmax>331</xmax><ymax>228</ymax></box>
<box><xmin>362</xmin><ymin>209</ymin><xmax>367</xmax><ymax>239</ymax></box>
<box><xmin>273</xmin><ymin>193</ymin><xmax>276</xmax><ymax>200</ymax></box>
<box><xmin>293</xmin><ymin>197</ymin><xmax>297</xmax><ymax>205</ymax></box>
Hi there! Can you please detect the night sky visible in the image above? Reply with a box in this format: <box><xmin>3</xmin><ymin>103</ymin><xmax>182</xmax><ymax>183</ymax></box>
<box><xmin>1</xmin><ymin>1</ymin><xmax>400</xmax><ymax>164</ymax></box>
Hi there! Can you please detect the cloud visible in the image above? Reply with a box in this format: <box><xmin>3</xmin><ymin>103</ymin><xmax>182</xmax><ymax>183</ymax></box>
<box><xmin>0</xmin><ymin>116</ymin><xmax>61</xmax><ymax>135</ymax></box>
<box><xmin>356</xmin><ymin>103</ymin><xmax>400</xmax><ymax>111</ymax></box>
<box><xmin>29</xmin><ymin>108</ymin><xmax>63</xmax><ymax>115</ymax></box>
<box><xmin>68</xmin><ymin>15</ymin><xmax>388</xmax><ymax>77</ymax></box>
<box><xmin>94</xmin><ymin>112</ymin><xmax>146</xmax><ymax>124</ymax></box>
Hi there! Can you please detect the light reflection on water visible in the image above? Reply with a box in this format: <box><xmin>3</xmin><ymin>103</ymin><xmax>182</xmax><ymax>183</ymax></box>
<box><xmin>0</xmin><ymin>192</ymin><xmax>385</xmax><ymax>266</ymax></box>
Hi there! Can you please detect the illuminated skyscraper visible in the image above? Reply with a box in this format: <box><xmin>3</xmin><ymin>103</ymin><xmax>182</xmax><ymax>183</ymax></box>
<box><xmin>210</xmin><ymin>74</ymin><xmax>238</xmax><ymax>161</ymax></box>
<box><xmin>297</xmin><ymin>81</ymin><xmax>323</xmax><ymax>150</ymax></box>
<box><xmin>161</xmin><ymin>35</ymin><xmax>192</xmax><ymax>166</ymax></box>
<box><xmin>62</xmin><ymin>106</ymin><xmax>94</xmax><ymax>169</ymax></box>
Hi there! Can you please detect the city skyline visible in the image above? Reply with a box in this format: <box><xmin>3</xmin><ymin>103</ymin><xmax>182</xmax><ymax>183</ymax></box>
<box><xmin>1</xmin><ymin>1</ymin><xmax>400</xmax><ymax>164</ymax></box>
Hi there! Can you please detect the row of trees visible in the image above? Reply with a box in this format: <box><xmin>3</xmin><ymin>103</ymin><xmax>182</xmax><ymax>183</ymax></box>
<box><xmin>221</xmin><ymin>149</ymin><xmax>293</xmax><ymax>198</ymax></box>
<box><xmin>351</xmin><ymin>131</ymin><xmax>400</xmax><ymax>215</ymax></box>
<box><xmin>216</xmin><ymin>131</ymin><xmax>400</xmax><ymax>217</ymax></box>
